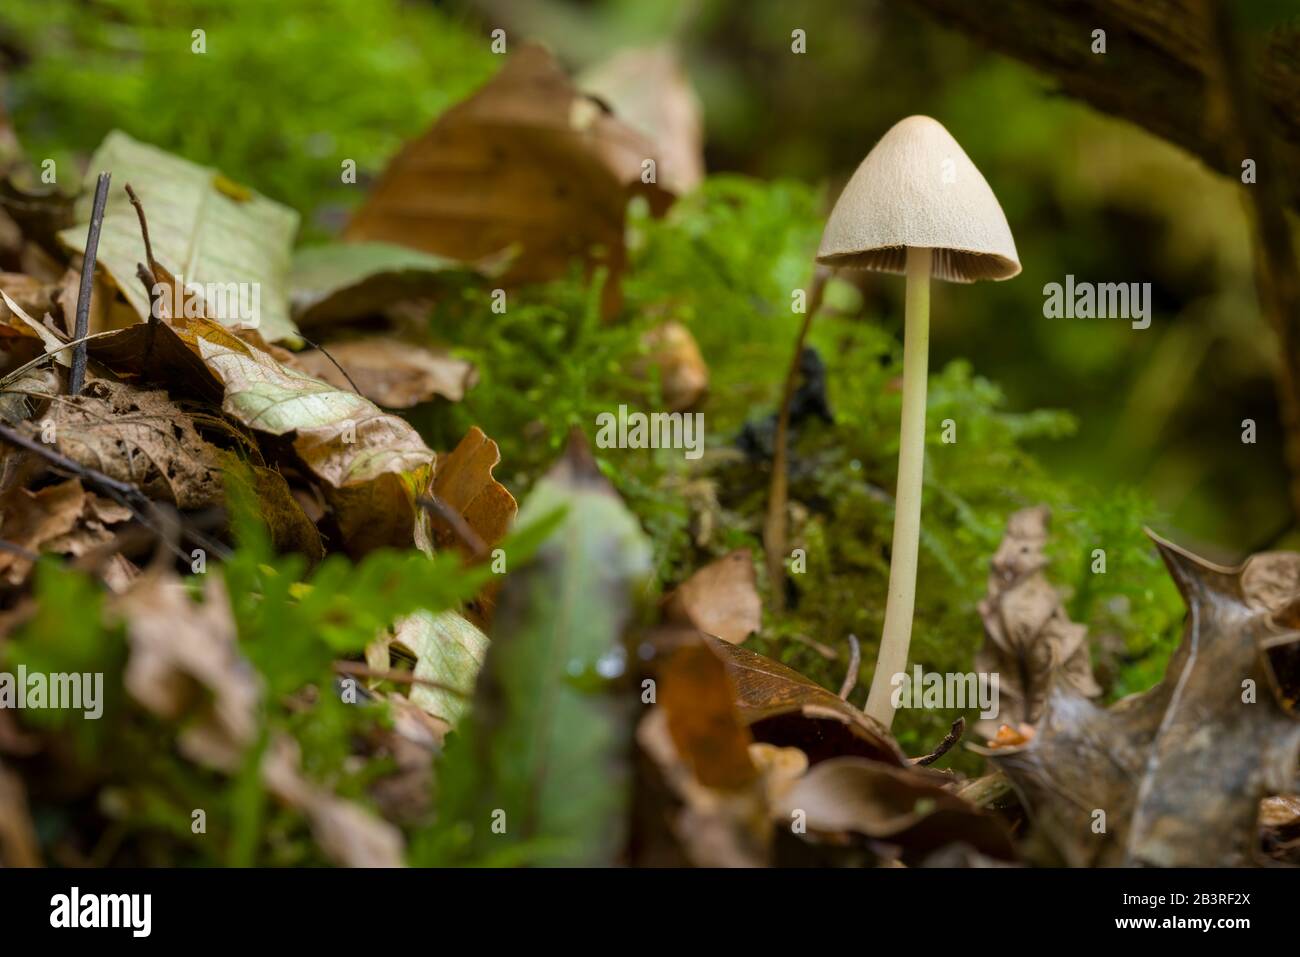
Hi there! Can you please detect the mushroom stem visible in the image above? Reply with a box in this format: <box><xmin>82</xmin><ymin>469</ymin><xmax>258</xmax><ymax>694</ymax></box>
<box><xmin>865</xmin><ymin>245</ymin><xmax>931</xmax><ymax>728</ymax></box>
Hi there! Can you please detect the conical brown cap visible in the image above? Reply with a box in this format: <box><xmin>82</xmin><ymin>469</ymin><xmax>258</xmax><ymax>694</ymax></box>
<box><xmin>817</xmin><ymin>115</ymin><xmax>1020</xmax><ymax>283</ymax></box>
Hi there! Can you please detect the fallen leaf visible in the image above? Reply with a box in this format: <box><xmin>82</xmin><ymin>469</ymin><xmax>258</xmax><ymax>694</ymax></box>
<box><xmin>289</xmin><ymin>337</ymin><xmax>476</xmax><ymax>408</ymax></box>
<box><xmin>58</xmin><ymin>131</ymin><xmax>300</xmax><ymax>342</ymax></box>
<box><xmin>579</xmin><ymin>44</ymin><xmax>705</xmax><ymax>193</ymax></box>
<box><xmin>290</xmin><ymin>241</ymin><xmax>480</xmax><ymax>327</ymax></box>
<box><xmin>219</xmin><ymin>454</ymin><xmax>324</xmax><ymax>562</ymax></box>
<box><xmin>0</xmin><ymin>478</ymin><xmax>128</xmax><ymax>585</ymax></box>
<box><xmin>640</xmin><ymin>320</ymin><xmax>708</xmax><ymax>412</ymax></box>
<box><xmin>344</xmin><ymin>43</ymin><xmax>672</xmax><ymax>316</ymax></box>
<box><xmin>26</xmin><ymin>378</ymin><xmax>224</xmax><ymax>509</ymax></box>
<box><xmin>1</xmin><ymin>287</ymin><xmax>67</xmax><ymax>360</ymax></box>
<box><xmin>0</xmin><ymin>274</ymin><xmax>54</xmax><ymax>333</ymax></box>
<box><xmin>974</xmin><ymin>505</ymin><xmax>1099</xmax><ymax>738</ymax></box>
<box><xmin>370</xmin><ymin>609</ymin><xmax>486</xmax><ymax>728</ymax></box>
<box><xmin>171</xmin><ymin>316</ymin><xmax>435</xmax><ymax>553</ymax></box>
<box><xmin>974</xmin><ymin>533</ymin><xmax>1300</xmax><ymax>866</ymax></box>
<box><xmin>430</xmin><ymin>425</ymin><xmax>517</xmax><ymax>555</ymax></box>
<box><xmin>706</xmin><ymin>635</ymin><xmax>910</xmax><ymax>767</ymax></box>
<box><xmin>663</xmin><ymin>549</ymin><xmax>760</xmax><ymax>644</ymax></box>
<box><xmin>115</xmin><ymin>571</ymin><xmax>259</xmax><ymax>771</ymax></box>
<box><xmin>772</xmin><ymin>756</ymin><xmax>1016</xmax><ymax>863</ymax></box>
<box><xmin>261</xmin><ymin>735</ymin><xmax>405</xmax><ymax>868</ymax></box>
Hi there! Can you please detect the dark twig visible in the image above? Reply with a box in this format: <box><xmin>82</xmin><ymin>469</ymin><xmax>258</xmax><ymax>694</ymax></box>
<box><xmin>297</xmin><ymin>334</ymin><xmax>361</xmax><ymax>395</ymax></box>
<box><xmin>124</xmin><ymin>184</ymin><xmax>158</xmax><ymax>276</ymax></box>
<box><xmin>416</xmin><ymin>494</ymin><xmax>489</xmax><ymax>559</ymax></box>
<box><xmin>0</xmin><ymin>421</ymin><xmax>231</xmax><ymax>563</ymax></box>
<box><xmin>764</xmin><ymin>264</ymin><xmax>830</xmax><ymax>611</ymax></box>
<box><xmin>69</xmin><ymin>172</ymin><xmax>111</xmax><ymax>397</ymax></box>
<box><xmin>913</xmin><ymin>717</ymin><xmax>965</xmax><ymax>766</ymax></box>
<box><xmin>839</xmin><ymin>632</ymin><xmax>861</xmax><ymax>700</ymax></box>
<box><xmin>126</xmin><ymin>184</ymin><xmax>166</xmax><ymax>369</ymax></box>
<box><xmin>332</xmin><ymin>660</ymin><xmax>471</xmax><ymax>699</ymax></box>
<box><xmin>0</xmin><ymin>538</ymin><xmax>40</xmax><ymax>562</ymax></box>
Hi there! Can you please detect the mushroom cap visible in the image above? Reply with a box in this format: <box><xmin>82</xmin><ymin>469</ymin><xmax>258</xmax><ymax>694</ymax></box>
<box><xmin>817</xmin><ymin>115</ymin><xmax>1020</xmax><ymax>283</ymax></box>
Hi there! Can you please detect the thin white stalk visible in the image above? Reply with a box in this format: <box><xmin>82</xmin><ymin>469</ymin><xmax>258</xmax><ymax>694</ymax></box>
<box><xmin>865</xmin><ymin>246</ymin><xmax>931</xmax><ymax>728</ymax></box>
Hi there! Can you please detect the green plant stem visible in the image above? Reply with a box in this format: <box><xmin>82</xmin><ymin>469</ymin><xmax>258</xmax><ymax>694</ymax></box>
<box><xmin>865</xmin><ymin>246</ymin><xmax>931</xmax><ymax>728</ymax></box>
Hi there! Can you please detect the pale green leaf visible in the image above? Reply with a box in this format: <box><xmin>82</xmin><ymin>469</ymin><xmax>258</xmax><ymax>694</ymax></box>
<box><xmin>58</xmin><ymin>130</ymin><xmax>300</xmax><ymax>342</ymax></box>
<box><xmin>290</xmin><ymin>241</ymin><xmax>476</xmax><ymax>327</ymax></box>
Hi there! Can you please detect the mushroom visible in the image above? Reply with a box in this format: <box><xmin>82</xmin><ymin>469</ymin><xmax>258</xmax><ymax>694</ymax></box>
<box><xmin>817</xmin><ymin>115</ymin><xmax>1020</xmax><ymax>728</ymax></box>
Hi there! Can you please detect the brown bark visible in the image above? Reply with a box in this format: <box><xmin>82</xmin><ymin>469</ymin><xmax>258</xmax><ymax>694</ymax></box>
<box><xmin>908</xmin><ymin>0</ymin><xmax>1300</xmax><ymax>519</ymax></box>
<box><xmin>905</xmin><ymin>0</ymin><xmax>1300</xmax><ymax>211</ymax></box>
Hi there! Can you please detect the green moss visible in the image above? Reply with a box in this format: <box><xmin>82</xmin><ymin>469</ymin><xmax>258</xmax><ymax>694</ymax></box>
<box><xmin>1</xmin><ymin>0</ymin><xmax>496</xmax><ymax>235</ymax></box>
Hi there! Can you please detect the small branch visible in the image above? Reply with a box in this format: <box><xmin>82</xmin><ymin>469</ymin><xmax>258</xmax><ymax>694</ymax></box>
<box><xmin>416</xmin><ymin>494</ymin><xmax>489</xmax><ymax>559</ymax></box>
<box><xmin>332</xmin><ymin>660</ymin><xmax>470</xmax><ymax>698</ymax></box>
<box><xmin>913</xmin><ymin>717</ymin><xmax>965</xmax><ymax>767</ymax></box>
<box><xmin>764</xmin><ymin>264</ymin><xmax>830</xmax><ymax>611</ymax></box>
<box><xmin>0</xmin><ymin>538</ymin><xmax>39</xmax><ymax>562</ymax></box>
<box><xmin>69</xmin><ymin>172</ymin><xmax>111</xmax><ymax>397</ymax></box>
<box><xmin>0</xmin><ymin>421</ymin><xmax>231</xmax><ymax>564</ymax></box>
<box><xmin>297</xmin><ymin>334</ymin><xmax>361</xmax><ymax>395</ymax></box>
<box><xmin>0</xmin><ymin>330</ymin><xmax>116</xmax><ymax>391</ymax></box>
<box><xmin>124</xmin><ymin>184</ymin><xmax>158</xmax><ymax>276</ymax></box>
<box><xmin>0</xmin><ymin>419</ymin><xmax>138</xmax><ymax>500</ymax></box>
<box><xmin>838</xmin><ymin>633</ymin><xmax>861</xmax><ymax>700</ymax></box>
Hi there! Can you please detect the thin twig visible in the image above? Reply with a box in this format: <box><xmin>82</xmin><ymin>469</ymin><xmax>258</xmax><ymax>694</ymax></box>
<box><xmin>0</xmin><ymin>421</ymin><xmax>231</xmax><ymax>563</ymax></box>
<box><xmin>416</xmin><ymin>494</ymin><xmax>489</xmax><ymax>559</ymax></box>
<box><xmin>913</xmin><ymin>717</ymin><xmax>965</xmax><ymax>766</ymax></box>
<box><xmin>297</xmin><ymin>334</ymin><xmax>361</xmax><ymax>395</ymax></box>
<box><xmin>124</xmin><ymin>184</ymin><xmax>158</xmax><ymax>276</ymax></box>
<box><xmin>332</xmin><ymin>660</ymin><xmax>471</xmax><ymax>699</ymax></box>
<box><xmin>0</xmin><ymin>330</ymin><xmax>118</xmax><ymax>390</ymax></box>
<box><xmin>764</xmin><ymin>264</ymin><xmax>830</xmax><ymax>611</ymax></box>
<box><xmin>0</xmin><ymin>538</ymin><xmax>40</xmax><ymax>562</ymax></box>
<box><xmin>838</xmin><ymin>633</ymin><xmax>861</xmax><ymax>700</ymax></box>
<box><xmin>69</xmin><ymin>172</ymin><xmax>111</xmax><ymax>397</ymax></box>
<box><xmin>125</xmin><ymin>184</ymin><xmax>167</xmax><ymax>369</ymax></box>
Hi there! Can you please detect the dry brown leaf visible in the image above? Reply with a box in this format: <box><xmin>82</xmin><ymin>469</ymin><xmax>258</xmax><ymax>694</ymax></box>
<box><xmin>974</xmin><ymin>505</ymin><xmax>1099</xmax><ymax>738</ymax></box>
<box><xmin>0</xmin><ymin>273</ymin><xmax>53</xmax><ymax>334</ymax></box>
<box><xmin>261</xmin><ymin>735</ymin><xmax>405</xmax><ymax>868</ymax></box>
<box><xmin>640</xmin><ymin>320</ymin><xmax>708</xmax><ymax>412</ymax></box>
<box><xmin>430</xmin><ymin>425</ymin><xmax>517</xmax><ymax>555</ymax></box>
<box><xmin>662</xmin><ymin>549</ymin><xmax>760</xmax><ymax>644</ymax></box>
<box><xmin>0</xmin><ymin>478</ymin><xmax>129</xmax><ymax>585</ymax></box>
<box><xmin>288</xmin><ymin>338</ymin><xmax>476</xmax><ymax>408</ymax></box>
<box><xmin>0</xmin><ymin>479</ymin><xmax>84</xmax><ymax>584</ymax></box>
<box><xmin>772</xmin><ymin>757</ymin><xmax>1016</xmax><ymax>864</ymax></box>
<box><xmin>344</xmin><ymin>43</ymin><xmax>673</xmax><ymax>316</ymax></box>
<box><xmin>90</xmin><ymin>313</ymin><xmax>436</xmax><ymax>553</ymax></box>
<box><xmin>116</xmin><ymin>572</ymin><xmax>259</xmax><ymax>771</ymax></box>
<box><xmin>706</xmin><ymin>635</ymin><xmax>910</xmax><ymax>767</ymax></box>
<box><xmin>26</xmin><ymin>378</ymin><xmax>224</xmax><ymax>509</ymax></box>
<box><xmin>974</xmin><ymin>533</ymin><xmax>1300</xmax><ymax>866</ymax></box>
<box><xmin>579</xmin><ymin>44</ymin><xmax>705</xmax><ymax>194</ymax></box>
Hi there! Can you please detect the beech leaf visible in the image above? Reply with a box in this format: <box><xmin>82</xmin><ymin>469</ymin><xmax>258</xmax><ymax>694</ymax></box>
<box><xmin>58</xmin><ymin>131</ymin><xmax>300</xmax><ymax>342</ymax></box>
